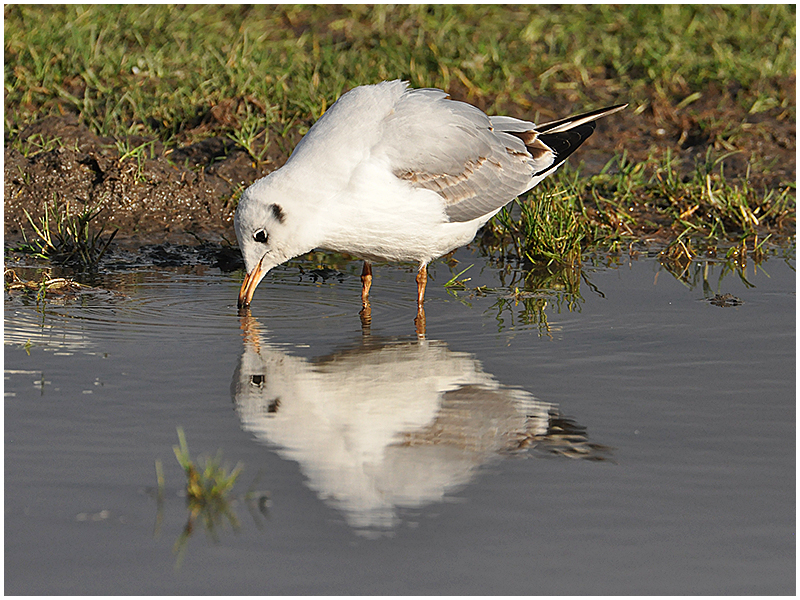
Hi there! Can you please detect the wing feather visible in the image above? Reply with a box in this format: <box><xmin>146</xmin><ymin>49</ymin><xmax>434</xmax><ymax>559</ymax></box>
<box><xmin>377</xmin><ymin>88</ymin><xmax>549</xmax><ymax>223</ymax></box>
<box><xmin>376</xmin><ymin>86</ymin><xmax>626</xmax><ymax>223</ymax></box>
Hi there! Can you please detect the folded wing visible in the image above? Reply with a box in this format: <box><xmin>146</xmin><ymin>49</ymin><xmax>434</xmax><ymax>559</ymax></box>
<box><xmin>378</xmin><ymin>86</ymin><xmax>626</xmax><ymax>223</ymax></box>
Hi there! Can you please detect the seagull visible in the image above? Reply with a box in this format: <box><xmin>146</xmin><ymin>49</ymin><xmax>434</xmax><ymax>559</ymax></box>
<box><xmin>235</xmin><ymin>80</ymin><xmax>625</xmax><ymax>324</ymax></box>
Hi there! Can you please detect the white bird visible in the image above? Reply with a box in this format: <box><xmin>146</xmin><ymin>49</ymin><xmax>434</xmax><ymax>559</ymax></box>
<box><xmin>235</xmin><ymin>80</ymin><xmax>625</xmax><ymax>322</ymax></box>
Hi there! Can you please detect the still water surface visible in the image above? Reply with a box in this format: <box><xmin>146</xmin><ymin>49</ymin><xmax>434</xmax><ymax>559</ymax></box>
<box><xmin>5</xmin><ymin>248</ymin><xmax>795</xmax><ymax>594</ymax></box>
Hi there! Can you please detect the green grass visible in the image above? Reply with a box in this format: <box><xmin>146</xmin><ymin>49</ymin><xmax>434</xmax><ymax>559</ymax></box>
<box><xmin>5</xmin><ymin>5</ymin><xmax>794</xmax><ymax>144</ymax></box>
<box><xmin>150</xmin><ymin>428</ymin><xmax>269</xmax><ymax>569</ymax></box>
<box><xmin>485</xmin><ymin>150</ymin><xmax>795</xmax><ymax>266</ymax></box>
<box><xmin>4</xmin><ymin>5</ymin><xmax>795</xmax><ymax>287</ymax></box>
<box><xmin>170</xmin><ymin>427</ymin><xmax>243</xmax><ymax>567</ymax></box>
<box><xmin>172</xmin><ymin>426</ymin><xmax>243</xmax><ymax>508</ymax></box>
<box><xmin>16</xmin><ymin>195</ymin><xmax>118</xmax><ymax>269</ymax></box>
<box><xmin>607</xmin><ymin>148</ymin><xmax>796</xmax><ymax>238</ymax></box>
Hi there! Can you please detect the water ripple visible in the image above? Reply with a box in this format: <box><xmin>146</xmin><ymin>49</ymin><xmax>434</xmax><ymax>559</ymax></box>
<box><xmin>4</xmin><ymin>266</ymin><xmax>383</xmax><ymax>349</ymax></box>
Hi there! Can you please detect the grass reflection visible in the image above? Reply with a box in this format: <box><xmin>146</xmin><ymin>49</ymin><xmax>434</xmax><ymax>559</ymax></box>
<box><xmin>447</xmin><ymin>238</ymin><xmax>794</xmax><ymax>332</ymax></box>
<box><xmin>658</xmin><ymin>239</ymin><xmax>795</xmax><ymax>299</ymax></box>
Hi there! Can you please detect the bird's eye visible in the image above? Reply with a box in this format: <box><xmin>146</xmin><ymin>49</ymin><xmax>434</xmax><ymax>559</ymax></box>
<box><xmin>253</xmin><ymin>229</ymin><xmax>268</xmax><ymax>244</ymax></box>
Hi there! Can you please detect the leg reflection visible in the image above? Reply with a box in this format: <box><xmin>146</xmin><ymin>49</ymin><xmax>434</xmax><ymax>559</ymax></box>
<box><xmin>414</xmin><ymin>305</ymin><xmax>426</xmax><ymax>339</ymax></box>
<box><xmin>359</xmin><ymin>301</ymin><xmax>372</xmax><ymax>336</ymax></box>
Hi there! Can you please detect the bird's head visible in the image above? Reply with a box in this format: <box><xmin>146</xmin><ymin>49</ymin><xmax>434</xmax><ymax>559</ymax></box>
<box><xmin>234</xmin><ymin>177</ymin><xmax>303</xmax><ymax>308</ymax></box>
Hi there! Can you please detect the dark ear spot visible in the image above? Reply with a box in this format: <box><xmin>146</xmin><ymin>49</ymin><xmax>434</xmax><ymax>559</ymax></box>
<box><xmin>270</xmin><ymin>204</ymin><xmax>286</xmax><ymax>224</ymax></box>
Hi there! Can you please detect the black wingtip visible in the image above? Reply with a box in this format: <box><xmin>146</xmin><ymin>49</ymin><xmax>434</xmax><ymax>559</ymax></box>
<box><xmin>534</xmin><ymin>122</ymin><xmax>597</xmax><ymax>176</ymax></box>
<box><xmin>532</xmin><ymin>103</ymin><xmax>627</xmax><ymax>176</ymax></box>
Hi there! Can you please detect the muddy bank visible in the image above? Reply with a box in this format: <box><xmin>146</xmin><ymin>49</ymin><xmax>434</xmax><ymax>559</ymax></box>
<box><xmin>4</xmin><ymin>113</ymin><xmax>282</xmax><ymax>246</ymax></box>
<box><xmin>4</xmin><ymin>81</ymin><xmax>796</xmax><ymax>250</ymax></box>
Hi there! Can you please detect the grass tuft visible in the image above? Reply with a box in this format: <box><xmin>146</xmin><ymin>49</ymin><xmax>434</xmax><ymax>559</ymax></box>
<box><xmin>173</xmin><ymin>426</ymin><xmax>243</xmax><ymax>508</ymax></box>
<box><xmin>17</xmin><ymin>195</ymin><xmax>117</xmax><ymax>269</ymax></box>
<box><xmin>170</xmin><ymin>427</ymin><xmax>244</xmax><ymax>568</ymax></box>
<box><xmin>484</xmin><ymin>149</ymin><xmax>795</xmax><ymax>268</ymax></box>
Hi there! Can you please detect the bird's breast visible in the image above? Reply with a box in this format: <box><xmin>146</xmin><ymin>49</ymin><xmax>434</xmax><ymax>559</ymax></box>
<box><xmin>314</xmin><ymin>161</ymin><xmax>485</xmax><ymax>264</ymax></box>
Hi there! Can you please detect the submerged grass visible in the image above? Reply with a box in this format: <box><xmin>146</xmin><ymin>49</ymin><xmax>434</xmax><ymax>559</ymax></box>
<box><xmin>149</xmin><ymin>428</ymin><xmax>269</xmax><ymax>569</ymax></box>
<box><xmin>4</xmin><ymin>267</ymin><xmax>86</xmax><ymax>304</ymax></box>
<box><xmin>173</xmin><ymin>426</ymin><xmax>243</xmax><ymax>509</ymax></box>
<box><xmin>444</xmin><ymin>242</ymin><xmax>794</xmax><ymax>338</ymax></box>
<box><xmin>169</xmin><ymin>427</ymin><xmax>244</xmax><ymax>568</ymax></box>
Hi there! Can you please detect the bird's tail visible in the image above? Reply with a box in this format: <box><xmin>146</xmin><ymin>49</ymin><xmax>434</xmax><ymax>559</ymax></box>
<box><xmin>533</xmin><ymin>103</ymin><xmax>628</xmax><ymax>176</ymax></box>
<box><xmin>537</xmin><ymin>103</ymin><xmax>628</xmax><ymax>134</ymax></box>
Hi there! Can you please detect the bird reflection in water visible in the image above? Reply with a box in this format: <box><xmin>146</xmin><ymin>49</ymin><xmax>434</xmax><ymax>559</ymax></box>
<box><xmin>232</xmin><ymin>312</ymin><xmax>611</xmax><ymax>535</ymax></box>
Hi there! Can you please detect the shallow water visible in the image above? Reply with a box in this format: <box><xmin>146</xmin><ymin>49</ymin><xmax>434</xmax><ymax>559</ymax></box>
<box><xmin>5</xmin><ymin>247</ymin><xmax>795</xmax><ymax>594</ymax></box>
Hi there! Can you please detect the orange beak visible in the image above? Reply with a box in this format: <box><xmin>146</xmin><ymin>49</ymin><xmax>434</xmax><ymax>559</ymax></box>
<box><xmin>238</xmin><ymin>258</ymin><xmax>266</xmax><ymax>308</ymax></box>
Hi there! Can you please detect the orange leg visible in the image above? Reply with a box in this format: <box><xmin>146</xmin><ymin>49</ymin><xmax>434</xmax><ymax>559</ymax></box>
<box><xmin>414</xmin><ymin>264</ymin><xmax>427</xmax><ymax>338</ymax></box>
<box><xmin>415</xmin><ymin>264</ymin><xmax>427</xmax><ymax>308</ymax></box>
